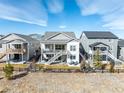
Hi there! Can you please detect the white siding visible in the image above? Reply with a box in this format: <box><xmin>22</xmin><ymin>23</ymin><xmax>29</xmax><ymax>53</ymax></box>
<box><xmin>67</xmin><ymin>41</ymin><xmax>79</xmax><ymax>63</ymax></box>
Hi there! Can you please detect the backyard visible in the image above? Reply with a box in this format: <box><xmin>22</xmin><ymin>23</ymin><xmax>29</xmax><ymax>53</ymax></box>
<box><xmin>0</xmin><ymin>72</ymin><xmax>124</xmax><ymax>93</ymax></box>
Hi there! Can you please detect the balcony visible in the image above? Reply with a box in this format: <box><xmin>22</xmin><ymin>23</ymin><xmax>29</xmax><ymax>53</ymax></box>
<box><xmin>7</xmin><ymin>48</ymin><xmax>26</xmax><ymax>54</ymax></box>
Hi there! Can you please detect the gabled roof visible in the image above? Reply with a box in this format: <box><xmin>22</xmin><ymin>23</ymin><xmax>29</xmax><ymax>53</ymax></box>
<box><xmin>41</xmin><ymin>32</ymin><xmax>77</xmax><ymax>43</ymax></box>
<box><xmin>118</xmin><ymin>40</ymin><xmax>124</xmax><ymax>47</ymax></box>
<box><xmin>41</xmin><ymin>32</ymin><xmax>76</xmax><ymax>40</ymax></box>
<box><xmin>89</xmin><ymin>42</ymin><xmax>110</xmax><ymax>48</ymax></box>
<box><xmin>83</xmin><ymin>31</ymin><xmax>118</xmax><ymax>39</ymax></box>
<box><xmin>0</xmin><ymin>33</ymin><xmax>39</xmax><ymax>43</ymax></box>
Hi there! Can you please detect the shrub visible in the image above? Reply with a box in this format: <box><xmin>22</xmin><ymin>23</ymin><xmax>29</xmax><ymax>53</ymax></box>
<box><xmin>3</xmin><ymin>63</ymin><xmax>14</xmax><ymax>80</ymax></box>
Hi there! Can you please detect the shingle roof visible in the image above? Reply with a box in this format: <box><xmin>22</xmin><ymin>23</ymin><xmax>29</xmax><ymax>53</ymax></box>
<box><xmin>0</xmin><ymin>33</ymin><xmax>39</xmax><ymax>43</ymax></box>
<box><xmin>118</xmin><ymin>40</ymin><xmax>124</xmax><ymax>47</ymax></box>
<box><xmin>15</xmin><ymin>33</ymin><xmax>38</xmax><ymax>42</ymax></box>
<box><xmin>41</xmin><ymin>32</ymin><xmax>76</xmax><ymax>41</ymax></box>
<box><xmin>83</xmin><ymin>31</ymin><xmax>118</xmax><ymax>39</ymax></box>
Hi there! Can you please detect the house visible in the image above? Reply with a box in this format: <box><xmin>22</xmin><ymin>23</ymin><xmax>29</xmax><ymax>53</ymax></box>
<box><xmin>80</xmin><ymin>31</ymin><xmax>120</xmax><ymax>64</ymax></box>
<box><xmin>0</xmin><ymin>33</ymin><xmax>40</xmax><ymax>63</ymax></box>
<box><xmin>40</xmin><ymin>32</ymin><xmax>79</xmax><ymax>65</ymax></box>
<box><xmin>0</xmin><ymin>35</ymin><xmax>4</xmax><ymax>39</ymax></box>
<box><xmin>118</xmin><ymin>40</ymin><xmax>124</xmax><ymax>61</ymax></box>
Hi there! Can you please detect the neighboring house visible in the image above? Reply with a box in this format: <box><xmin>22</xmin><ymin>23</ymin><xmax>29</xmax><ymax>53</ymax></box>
<box><xmin>29</xmin><ymin>34</ymin><xmax>42</xmax><ymax>41</ymax></box>
<box><xmin>80</xmin><ymin>31</ymin><xmax>119</xmax><ymax>63</ymax></box>
<box><xmin>118</xmin><ymin>40</ymin><xmax>124</xmax><ymax>61</ymax></box>
<box><xmin>0</xmin><ymin>33</ymin><xmax>40</xmax><ymax>63</ymax></box>
<box><xmin>0</xmin><ymin>35</ymin><xmax>4</xmax><ymax>39</ymax></box>
<box><xmin>40</xmin><ymin>32</ymin><xmax>79</xmax><ymax>65</ymax></box>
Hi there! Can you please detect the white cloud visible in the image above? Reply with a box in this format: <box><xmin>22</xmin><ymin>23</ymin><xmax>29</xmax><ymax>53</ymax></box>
<box><xmin>59</xmin><ymin>25</ymin><xmax>66</xmax><ymax>29</ymax></box>
<box><xmin>76</xmin><ymin>0</ymin><xmax>124</xmax><ymax>30</ymax></box>
<box><xmin>0</xmin><ymin>0</ymin><xmax>48</xmax><ymax>26</ymax></box>
<box><xmin>45</xmin><ymin>0</ymin><xmax>64</xmax><ymax>13</ymax></box>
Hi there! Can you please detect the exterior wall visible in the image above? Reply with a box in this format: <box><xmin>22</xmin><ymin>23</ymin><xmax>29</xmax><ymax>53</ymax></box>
<box><xmin>80</xmin><ymin>33</ymin><xmax>89</xmax><ymax>53</ymax></box>
<box><xmin>67</xmin><ymin>41</ymin><xmax>79</xmax><ymax>64</ymax></box>
<box><xmin>80</xmin><ymin>33</ymin><xmax>118</xmax><ymax>58</ymax></box>
<box><xmin>119</xmin><ymin>47</ymin><xmax>124</xmax><ymax>60</ymax></box>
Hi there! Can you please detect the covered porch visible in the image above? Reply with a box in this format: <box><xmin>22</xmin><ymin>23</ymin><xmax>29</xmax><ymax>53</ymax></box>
<box><xmin>6</xmin><ymin>39</ymin><xmax>29</xmax><ymax>63</ymax></box>
<box><xmin>89</xmin><ymin>42</ymin><xmax>110</xmax><ymax>63</ymax></box>
<box><xmin>41</xmin><ymin>43</ymin><xmax>68</xmax><ymax>64</ymax></box>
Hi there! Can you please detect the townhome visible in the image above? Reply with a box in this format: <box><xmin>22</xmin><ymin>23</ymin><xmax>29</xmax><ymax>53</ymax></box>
<box><xmin>0</xmin><ymin>33</ymin><xmax>40</xmax><ymax>63</ymax></box>
<box><xmin>0</xmin><ymin>35</ymin><xmax>4</xmax><ymax>39</ymax></box>
<box><xmin>40</xmin><ymin>32</ymin><xmax>79</xmax><ymax>65</ymax></box>
<box><xmin>80</xmin><ymin>31</ymin><xmax>120</xmax><ymax>64</ymax></box>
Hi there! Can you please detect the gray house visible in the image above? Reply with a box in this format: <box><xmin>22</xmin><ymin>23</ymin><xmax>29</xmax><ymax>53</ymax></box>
<box><xmin>40</xmin><ymin>32</ymin><xmax>80</xmax><ymax>65</ymax></box>
<box><xmin>0</xmin><ymin>33</ymin><xmax>40</xmax><ymax>63</ymax></box>
<box><xmin>80</xmin><ymin>31</ymin><xmax>120</xmax><ymax>63</ymax></box>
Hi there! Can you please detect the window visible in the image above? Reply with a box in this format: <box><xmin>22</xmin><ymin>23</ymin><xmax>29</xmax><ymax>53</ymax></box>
<box><xmin>70</xmin><ymin>55</ymin><xmax>76</xmax><ymax>60</ymax></box>
<box><xmin>14</xmin><ymin>44</ymin><xmax>21</xmax><ymax>49</ymax></box>
<box><xmin>70</xmin><ymin>45</ymin><xmax>76</xmax><ymax>51</ymax></box>
<box><xmin>0</xmin><ymin>44</ymin><xmax>2</xmax><ymax>48</ymax></box>
<box><xmin>55</xmin><ymin>45</ymin><xmax>65</xmax><ymax>50</ymax></box>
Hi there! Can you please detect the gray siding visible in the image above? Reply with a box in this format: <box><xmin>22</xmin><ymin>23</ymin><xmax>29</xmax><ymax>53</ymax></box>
<box><xmin>80</xmin><ymin>33</ymin><xmax>118</xmax><ymax>58</ymax></box>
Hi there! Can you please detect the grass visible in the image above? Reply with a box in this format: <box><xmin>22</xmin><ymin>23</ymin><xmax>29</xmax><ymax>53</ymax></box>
<box><xmin>0</xmin><ymin>63</ymin><xmax>80</xmax><ymax>71</ymax></box>
<box><xmin>0</xmin><ymin>64</ymin><xmax>28</xmax><ymax>68</ymax></box>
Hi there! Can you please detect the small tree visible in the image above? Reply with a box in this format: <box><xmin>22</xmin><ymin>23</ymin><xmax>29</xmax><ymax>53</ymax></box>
<box><xmin>80</xmin><ymin>59</ymin><xmax>86</xmax><ymax>71</ymax></box>
<box><xmin>3</xmin><ymin>63</ymin><xmax>14</xmax><ymax>80</ymax></box>
<box><xmin>93</xmin><ymin>49</ymin><xmax>102</xmax><ymax>69</ymax></box>
<box><xmin>109</xmin><ymin>61</ymin><xmax>115</xmax><ymax>73</ymax></box>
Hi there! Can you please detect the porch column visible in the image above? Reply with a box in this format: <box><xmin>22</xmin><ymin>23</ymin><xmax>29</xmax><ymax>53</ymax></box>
<box><xmin>21</xmin><ymin>43</ymin><xmax>23</xmax><ymax>61</ymax></box>
<box><xmin>27</xmin><ymin>43</ymin><xmax>29</xmax><ymax>61</ymax></box>
<box><xmin>106</xmin><ymin>47</ymin><xmax>109</xmax><ymax>63</ymax></box>
<box><xmin>41</xmin><ymin>43</ymin><xmax>42</xmax><ymax>62</ymax></box>
<box><xmin>53</xmin><ymin>43</ymin><xmax>55</xmax><ymax>51</ymax></box>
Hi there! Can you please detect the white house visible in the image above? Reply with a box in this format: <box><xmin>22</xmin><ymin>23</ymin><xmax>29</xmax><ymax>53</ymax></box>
<box><xmin>40</xmin><ymin>32</ymin><xmax>79</xmax><ymax>65</ymax></box>
<box><xmin>0</xmin><ymin>33</ymin><xmax>40</xmax><ymax>64</ymax></box>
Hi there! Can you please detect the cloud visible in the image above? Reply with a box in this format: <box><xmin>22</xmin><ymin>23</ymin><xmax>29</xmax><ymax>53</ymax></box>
<box><xmin>45</xmin><ymin>0</ymin><xmax>64</xmax><ymax>13</ymax></box>
<box><xmin>59</xmin><ymin>25</ymin><xmax>66</xmax><ymax>29</ymax></box>
<box><xmin>0</xmin><ymin>0</ymin><xmax>48</xmax><ymax>26</ymax></box>
<box><xmin>76</xmin><ymin>0</ymin><xmax>124</xmax><ymax>30</ymax></box>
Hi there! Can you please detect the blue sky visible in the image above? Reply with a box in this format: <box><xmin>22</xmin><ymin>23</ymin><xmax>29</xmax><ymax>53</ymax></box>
<box><xmin>0</xmin><ymin>0</ymin><xmax>124</xmax><ymax>38</ymax></box>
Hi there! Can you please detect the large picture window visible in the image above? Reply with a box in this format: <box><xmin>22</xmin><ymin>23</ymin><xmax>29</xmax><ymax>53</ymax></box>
<box><xmin>14</xmin><ymin>44</ymin><xmax>21</xmax><ymax>49</ymax></box>
<box><xmin>55</xmin><ymin>45</ymin><xmax>65</xmax><ymax>50</ymax></box>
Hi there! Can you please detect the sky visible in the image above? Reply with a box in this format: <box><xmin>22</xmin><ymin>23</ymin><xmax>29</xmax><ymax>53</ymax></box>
<box><xmin>0</xmin><ymin>0</ymin><xmax>124</xmax><ymax>38</ymax></box>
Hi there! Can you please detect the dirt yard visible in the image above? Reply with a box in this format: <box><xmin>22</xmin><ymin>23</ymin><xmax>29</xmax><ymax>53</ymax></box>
<box><xmin>0</xmin><ymin>72</ymin><xmax>124</xmax><ymax>93</ymax></box>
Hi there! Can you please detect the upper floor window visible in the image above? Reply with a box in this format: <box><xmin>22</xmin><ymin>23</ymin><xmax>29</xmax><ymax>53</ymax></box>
<box><xmin>14</xmin><ymin>44</ymin><xmax>21</xmax><ymax>49</ymax></box>
<box><xmin>70</xmin><ymin>45</ymin><xmax>76</xmax><ymax>51</ymax></box>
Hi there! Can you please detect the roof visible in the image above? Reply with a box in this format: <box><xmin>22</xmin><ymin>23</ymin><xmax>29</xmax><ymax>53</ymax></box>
<box><xmin>89</xmin><ymin>42</ymin><xmax>110</xmax><ymax>48</ymax></box>
<box><xmin>83</xmin><ymin>31</ymin><xmax>118</xmax><ymax>39</ymax></box>
<box><xmin>41</xmin><ymin>32</ymin><xmax>76</xmax><ymax>40</ymax></box>
<box><xmin>118</xmin><ymin>40</ymin><xmax>124</xmax><ymax>47</ymax></box>
<box><xmin>0</xmin><ymin>40</ymin><xmax>8</xmax><ymax>44</ymax></box>
<box><xmin>0</xmin><ymin>33</ymin><xmax>39</xmax><ymax>43</ymax></box>
<box><xmin>15</xmin><ymin>33</ymin><xmax>38</xmax><ymax>42</ymax></box>
<box><xmin>41</xmin><ymin>32</ymin><xmax>77</xmax><ymax>43</ymax></box>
